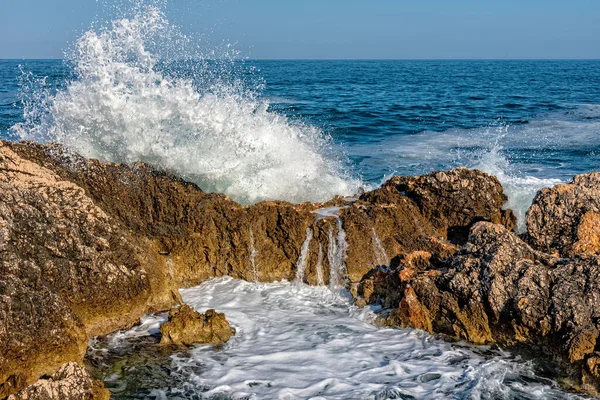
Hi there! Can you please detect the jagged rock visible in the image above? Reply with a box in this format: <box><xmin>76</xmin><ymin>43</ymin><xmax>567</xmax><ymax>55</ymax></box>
<box><xmin>0</xmin><ymin>141</ymin><xmax>177</xmax><ymax>337</ymax></box>
<box><xmin>0</xmin><ymin>140</ymin><xmax>518</xmax><ymax>394</ymax></box>
<box><xmin>364</xmin><ymin>221</ymin><xmax>600</xmax><ymax>394</ymax></box>
<box><xmin>342</xmin><ymin>168</ymin><xmax>515</xmax><ymax>281</ymax></box>
<box><xmin>7</xmin><ymin>362</ymin><xmax>109</xmax><ymax>400</ymax></box>
<box><xmin>160</xmin><ymin>305</ymin><xmax>233</xmax><ymax>346</ymax></box>
<box><xmin>527</xmin><ymin>172</ymin><xmax>600</xmax><ymax>256</ymax></box>
<box><xmin>5</xmin><ymin>141</ymin><xmax>514</xmax><ymax>288</ymax></box>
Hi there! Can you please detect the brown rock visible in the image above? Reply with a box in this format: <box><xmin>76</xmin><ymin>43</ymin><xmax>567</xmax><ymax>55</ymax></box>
<box><xmin>0</xmin><ymin>140</ymin><xmax>518</xmax><ymax>393</ymax></box>
<box><xmin>527</xmin><ymin>172</ymin><xmax>600</xmax><ymax>256</ymax></box>
<box><xmin>0</xmin><ymin>278</ymin><xmax>88</xmax><ymax>398</ymax></box>
<box><xmin>342</xmin><ymin>168</ymin><xmax>515</xmax><ymax>282</ymax></box>
<box><xmin>364</xmin><ymin>221</ymin><xmax>600</xmax><ymax>393</ymax></box>
<box><xmin>7</xmin><ymin>362</ymin><xmax>109</xmax><ymax>400</ymax></box>
<box><xmin>160</xmin><ymin>305</ymin><xmax>234</xmax><ymax>346</ymax></box>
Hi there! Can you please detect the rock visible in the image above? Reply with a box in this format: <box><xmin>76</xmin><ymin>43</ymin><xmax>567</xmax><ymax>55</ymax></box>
<box><xmin>341</xmin><ymin>168</ymin><xmax>515</xmax><ymax>282</ymax></box>
<box><xmin>7</xmin><ymin>362</ymin><xmax>109</xmax><ymax>400</ymax></box>
<box><xmin>0</xmin><ymin>278</ymin><xmax>87</xmax><ymax>398</ymax></box>
<box><xmin>160</xmin><ymin>305</ymin><xmax>234</xmax><ymax>346</ymax></box>
<box><xmin>527</xmin><ymin>172</ymin><xmax>600</xmax><ymax>256</ymax></box>
<box><xmin>4</xmin><ymin>141</ymin><xmax>514</xmax><ymax>288</ymax></box>
<box><xmin>363</xmin><ymin>221</ymin><xmax>600</xmax><ymax>394</ymax></box>
<box><xmin>0</xmin><ymin>141</ymin><xmax>175</xmax><ymax>337</ymax></box>
<box><xmin>0</xmin><ymin>139</ymin><xmax>518</xmax><ymax>394</ymax></box>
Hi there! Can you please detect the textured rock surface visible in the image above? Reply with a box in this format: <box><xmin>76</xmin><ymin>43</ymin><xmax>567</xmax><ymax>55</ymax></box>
<box><xmin>4</xmin><ymin>141</ymin><xmax>514</xmax><ymax>288</ymax></box>
<box><xmin>7</xmin><ymin>362</ymin><xmax>109</xmax><ymax>400</ymax></box>
<box><xmin>362</xmin><ymin>221</ymin><xmax>600</xmax><ymax>394</ymax></box>
<box><xmin>160</xmin><ymin>305</ymin><xmax>234</xmax><ymax>346</ymax></box>
<box><xmin>340</xmin><ymin>168</ymin><xmax>516</xmax><ymax>282</ymax></box>
<box><xmin>0</xmin><ymin>278</ymin><xmax>87</xmax><ymax>399</ymax></box>
<box><xmin>0</xmin><ymin>140</ymin><xmax>516</xmax><ymax>395</ymax></box>
<box><xmin>527</xmin><ymin>172</ymin><xmax>600</xmax><ymax>256</ymax></box>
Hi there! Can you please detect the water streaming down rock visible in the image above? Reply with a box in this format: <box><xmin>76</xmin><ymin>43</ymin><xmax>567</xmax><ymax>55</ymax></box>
<box><xmin>295</xmin><ymin>227</ymin><xmax>313</xmax><ymax>283</ymax></box>
<box><xmin>248</xmin><ymin>226</ymin><xmax>259</xmax><ymax>282</ymax></box>
<box><xmin>371</xmin><ymin>227</ymin><xmax>389</xmax><ymax>266</ymax></box>
<box><xmin>316</xmin><ymin>243</ymin><xmax>325</xmax><ymax>286</ymax></box>
<box><xmin>327</xmin><ymin>218</ymin><xmax>349</xmax><ymax>289</ymax></box>
<box><xmin>314</xmin><ymin>206</ymin><xmax>350</xmax><ymax>288</ymax></box>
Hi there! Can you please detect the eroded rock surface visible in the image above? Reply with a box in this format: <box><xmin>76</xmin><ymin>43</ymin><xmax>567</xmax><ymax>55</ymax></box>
<box><xmin>360</xmin><ymin>221</ymin><xmax>600</xmax><ymax>394</ymax></box>
<box><xmin>0</xmin><ymin>140</ymin><xmax>516</xmax><ymax>395</ymax></box>
<box><xmin>7</xmin><ymin>362</ymin><xmax>109</xmax><ymax>400</ymax></box>
<box><xmin>160</xmin><ymin>305</ymin><xmax>234</xmax><ymax>346</ymax></box>
<box><xmin>527</xmin><ymin>172</ymin><xmax>600</xmax><ymax>256</ymax></box>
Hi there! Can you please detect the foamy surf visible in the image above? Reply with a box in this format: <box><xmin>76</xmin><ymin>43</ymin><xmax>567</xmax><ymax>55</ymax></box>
<box><xmin>12</xmin><ymin>6</ymin><xmax>361</xmax><ymax>205</ymax></box>
<box><xmin>348</xmin><ymin>116</ymin><xmax>600</xmax><ymax>230</ymax></box>
<box><xmin>87</xmin><ymin>278</ymin><xmax>584</xmax><ymax>399</ymax></box>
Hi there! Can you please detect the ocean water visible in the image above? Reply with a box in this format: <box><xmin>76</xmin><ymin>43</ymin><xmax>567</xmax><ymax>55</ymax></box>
<box><xmin>2</xmin><ymin>5</ymin><xmax>600</xmax><ymax>399</ymax></box>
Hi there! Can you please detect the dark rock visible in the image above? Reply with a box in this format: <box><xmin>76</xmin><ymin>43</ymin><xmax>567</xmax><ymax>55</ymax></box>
<box><xmin>364</xmin><ymin>221</ymin><xmax>600</xmax><ymax>395</ymax></box>
<box><xmin>0</xmin><ymin>278</ymin><xmax>87</xmax><ymax>398</ymax></box>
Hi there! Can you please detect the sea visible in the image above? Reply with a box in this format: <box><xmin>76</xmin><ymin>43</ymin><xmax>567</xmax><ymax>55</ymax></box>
<box><xmin>1</xmin><ymin>4</ymin><xmax>599</xmax><ymax>399</ymax></box>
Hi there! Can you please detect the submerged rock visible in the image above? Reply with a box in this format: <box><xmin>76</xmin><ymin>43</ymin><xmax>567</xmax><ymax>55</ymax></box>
<box><xmin>7</xmin><ymin>362</ymin><xmax>109</xmax><ymax>400</ymax></box>
<box><xmin>160</xmin><ymin>305</ymin><xmax>233</xmax><ymax>346</ymax></box>
<box><xmin>527</xmin><ymin>172</ymin><xmax>600</xmax><ymax>256</ymax></box>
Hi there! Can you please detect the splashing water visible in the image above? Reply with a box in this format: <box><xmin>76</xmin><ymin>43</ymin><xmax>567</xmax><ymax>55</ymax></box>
<box><xmin>295</xmin><ymin>227</ymin><xmax>313</xmax><ymax>283</ymax></box>
<box><xmin>12</xmin><ymin>5</ymin><xmax>360</xmax><ymax>204</ymax></box>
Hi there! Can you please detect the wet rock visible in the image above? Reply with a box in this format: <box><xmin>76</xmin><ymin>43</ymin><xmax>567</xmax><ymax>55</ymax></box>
<box><xmin>364</xmin><ymin>221</ymin><xmax>600</xmax><ymax>394</ymax></box>
<box><xmin>342</xmin><ymin>167</ymin><xmax>515</xmax><ymax>282</ymax></box>
<box><xmin>160</xmin><ymin>305</ymin><xmax>234</xmax><ymax>346</ymax></box>
<box><xmin>0</xmin><ymin>140</ymin><xmax>518</xmax><ymax>393</ymax></box>
<box><xmin>7</xmin><ymin>362</ymin><xmax>109</xmax><ymax>400</ymax></box>
<box><xmin>527</xmin><ymin>172</ymin><xmax>600</xmax><ymax>256</ymax></box>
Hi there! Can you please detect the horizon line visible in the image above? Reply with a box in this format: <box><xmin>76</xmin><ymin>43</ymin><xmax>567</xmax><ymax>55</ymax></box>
<box><xmin>1</xmin><ymin>57</ymin><xmax>600</xmax><ymax>62</ymax></box>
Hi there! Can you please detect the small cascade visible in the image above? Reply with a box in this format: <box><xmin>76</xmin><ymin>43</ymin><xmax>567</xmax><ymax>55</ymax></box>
<box><xmin>295</xmin><ymin>228</ymin><xmax>313</xmax><ymax>283</ymax></box>
<box><xmin>249</xmin><ymin>225</ymin><xmax>259</xmax><ymax>282</ymax></box>
<box><xmin>371</xmin><ymin>227</ymin><xmax>389</xmax><ymax>266</ymax></box>
<box><xmin>314</xmin><ymin>206</ymin><xmax>349</xmax><ymax>289</ymax></box>
<box><xmin>327</xmin><ymin>217</ymin><xmax>349</xmax><ymax>289</ymax></box>
<box><xmin>315</xmin><ymin>244</ymin><xmax>325</xmax><ymax>286</ymax></box>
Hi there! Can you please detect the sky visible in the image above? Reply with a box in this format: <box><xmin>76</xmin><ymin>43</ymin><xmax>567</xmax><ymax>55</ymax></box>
<box><xmin>1</xmin><ymin>0</ymin><xmax>599</xmax><ymax>59</ymax></box>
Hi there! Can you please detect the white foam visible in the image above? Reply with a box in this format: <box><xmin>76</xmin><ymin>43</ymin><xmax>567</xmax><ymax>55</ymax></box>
<box><xmin>107</xmin><ymin>278</ymin><xmax>582</xmax><ymax>399</ymax></box>
<box><xmin>348</xmin><ymin>118</ymin><xmax>600</xmax><ymax>231</ymax></box>
<box><xmin>12</xmin><ymin>6</ymin><xmax>361</xmax><ymax>205</ymax></box>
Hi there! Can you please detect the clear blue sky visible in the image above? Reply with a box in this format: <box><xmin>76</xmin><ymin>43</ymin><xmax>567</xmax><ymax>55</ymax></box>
<box><xmin>1</xmin><ymin>0</ymin><xmax>599</xmax><ymax>59</ymax></box>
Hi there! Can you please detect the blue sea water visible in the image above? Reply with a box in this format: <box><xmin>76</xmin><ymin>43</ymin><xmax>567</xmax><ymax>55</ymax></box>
<box><xmin>2</xmin><ymin>58</ymin><xmax>599</xmax><ymax>182</ymax></box>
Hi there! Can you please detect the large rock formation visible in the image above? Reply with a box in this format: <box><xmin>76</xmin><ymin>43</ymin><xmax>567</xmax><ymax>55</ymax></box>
<box><xmin>359</xmin><ymin>221</ymin><xmax>600</xmax><ymax>394</ymax></box>
<box><xmin>160</xmin><ymin>305</ymin><xmax>233</xmax><ymax>346</ymax></box>
<box><xmin>0</xmin><ymin>139</ymin><xmax>515</xmax><ymax>396</ymax></box>
<box><xmin>527</xmin><ymin>172</ymin><xmax>600</xmax><ymax>256</ymax></box>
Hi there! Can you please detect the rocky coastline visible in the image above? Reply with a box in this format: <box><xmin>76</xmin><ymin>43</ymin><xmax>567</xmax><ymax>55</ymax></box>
<box><xmin>1</xmin><ymin>139</ymin><xmax>599</xmax><ymax>398</ymax></box>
